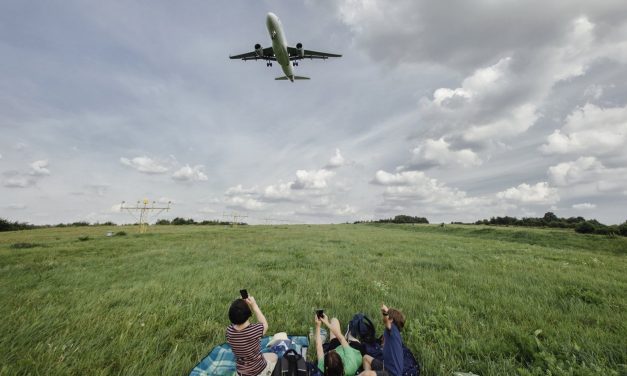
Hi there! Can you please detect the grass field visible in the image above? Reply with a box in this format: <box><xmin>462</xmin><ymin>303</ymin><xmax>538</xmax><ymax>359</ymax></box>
<box><xmin>1</xmin><ymin>224</ymin><xmax>625</xmax><ymax>375</ymax></box>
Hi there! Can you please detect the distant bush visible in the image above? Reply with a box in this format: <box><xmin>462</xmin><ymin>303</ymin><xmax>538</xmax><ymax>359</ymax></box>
<box><xmin>575</xmin><ymin>221</ymin><xmax>597</xmax><ymax>234</ymax></box>
<box><xmin>10</xmin><ymin>242</ymin><xmax>41</xmax><ymax>249</ymax></box>
<box><xmin>114</xmin><ymin>231</ymin><xmax>127</xmax><ymax>236</ymax></box>
<box><xmin>171</xmin><ymin>217</ymin><xmax>196</xmax><ymax>225</ymax></box>
<box><xmin>78</xmin><ymin>236</ymin><xmax>90</xmax><ymax>241</ymax></box>
<box><xmin>0</xmin><ymin>218</ymin><xmax>36</xmax><ymax>232</ymax></box>
<box><xmin>619</xmin><ymin>221</ymin><xmax>627</xmax><ymax>236</ymax></box>
<box><xmin>356</xmin><ymin>215</ymin><xmax>429</xmax><ymax>224</ymax></box>
<box><xmin>155</xmin><ymin>219</ymin><xmax>171</xmax><ymax>225</ymax></box>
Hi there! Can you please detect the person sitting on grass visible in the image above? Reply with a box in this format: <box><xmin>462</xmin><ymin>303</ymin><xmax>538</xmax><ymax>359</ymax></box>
<box><xmin>359</xmin><ymin>304</ymin><xmax>405</xmax><ymax>376</ymax></box>
<box><xmin>226</xmin><ymin>296</ymin><xmax>278</xmax><ymax>376</ymax></box>
<box><xmin>315</xmin><ymin>313</ymin><xmax>363</xmax><ymax>376</ymax></box>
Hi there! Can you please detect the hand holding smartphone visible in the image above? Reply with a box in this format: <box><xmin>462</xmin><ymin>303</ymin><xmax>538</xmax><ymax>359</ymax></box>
<box><xmin>316</xmin><ymin>309</ymin><xmax>324</xmax><ymax>319</ymax></box>
<box><xmin>240</xmin><ymin>289</ymin><xmax>248</xmax><ymax>299</ymax></box>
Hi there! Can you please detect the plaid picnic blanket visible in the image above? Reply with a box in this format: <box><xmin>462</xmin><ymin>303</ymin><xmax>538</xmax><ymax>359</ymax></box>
<box><xmin>190</xmin><ymin>335</ymin><xmax>309</xmax><ymax>376</ymax></box>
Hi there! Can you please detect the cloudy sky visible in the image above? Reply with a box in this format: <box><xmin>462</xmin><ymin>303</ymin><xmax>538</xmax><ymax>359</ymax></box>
<box><xmin>2</xmin><ymin>0</ymin><xmax>626</xmax><ymax>225</ymax></box>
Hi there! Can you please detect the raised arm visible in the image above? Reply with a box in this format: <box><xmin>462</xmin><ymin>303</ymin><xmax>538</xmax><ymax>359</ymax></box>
<box><xmin>320</xmin><ymin>314</ymin><xmax>349</xmax><ymax>348</ymax></box>
<box><xmin>381</xmin><ymin>304</ymin><xmax>392</xmax><ymax>330</ymax></box>
<box><xmin>246</xmin><ymin>296</ymin><xmax>269</xmax><ymax>334</ymax></box>
<box><xmin>315</xmin><ymin>315</ymin><xmax>324</xmax><ymax>361</ymax></box>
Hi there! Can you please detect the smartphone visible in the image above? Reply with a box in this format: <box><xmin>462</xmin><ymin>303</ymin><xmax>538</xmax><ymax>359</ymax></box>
<box><xmin>316</xmin><ymin>309</ymin><xmax>324</xmax><ymax>319</ymax></box>
<box><xmin>240</xmin><ymin>289</ymin><xmax>248</xmax><ymax>299</ymax></box>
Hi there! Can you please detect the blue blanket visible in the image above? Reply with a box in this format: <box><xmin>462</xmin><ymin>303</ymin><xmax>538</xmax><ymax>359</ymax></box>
<box><xmin>190</xmin><ymin>335</ymin><xmax>309</xmax><ymax>376</ymax></box>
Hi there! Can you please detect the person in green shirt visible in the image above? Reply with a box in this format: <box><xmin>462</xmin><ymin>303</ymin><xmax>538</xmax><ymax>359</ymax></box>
<box><xmin>315</xmin><ymin>313</ymin><xmax>363</xmax><ymax>376</ymax></box>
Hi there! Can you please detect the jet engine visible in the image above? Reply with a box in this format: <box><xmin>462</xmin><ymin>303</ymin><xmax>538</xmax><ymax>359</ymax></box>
<box><xmin>296</xmin><ymin>43</ymin><xmax>305</xmax><ymax>58</ymax></box>
<box><xmin>254</xmin><ymin>44</ymin><xmax>264</xmax><ymax>57</ymax></box>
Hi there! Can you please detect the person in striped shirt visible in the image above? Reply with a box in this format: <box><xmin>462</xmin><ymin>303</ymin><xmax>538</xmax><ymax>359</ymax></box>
<box><xmin>226</xmin><ymin>296</ymin><xmax>278</xmax><ymax>376</ymax></box>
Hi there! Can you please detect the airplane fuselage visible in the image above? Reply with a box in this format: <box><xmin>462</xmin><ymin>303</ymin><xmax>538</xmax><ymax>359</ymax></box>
<box><xmin>230</xmin><ymin>12</ymin><xmax>341</xmax><ymax>80</ymax></box>
<box><xmin>266</xmin><ymin>13</ymin><xmax>294</xmax><ymax>81</ymax></box>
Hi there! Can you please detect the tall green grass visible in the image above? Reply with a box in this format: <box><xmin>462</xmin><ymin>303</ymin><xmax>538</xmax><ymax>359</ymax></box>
<box><xmin>1</xmin><ymin>224</ymin><xmax>625</xmax><ymax>375</ymax></box>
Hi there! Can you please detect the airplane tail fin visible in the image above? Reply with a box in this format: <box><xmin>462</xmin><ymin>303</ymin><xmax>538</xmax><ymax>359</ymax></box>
<box><xmin>275</xmin><ymin>75</ymin><xmax>310</xmax><ymax>81</ymax></box>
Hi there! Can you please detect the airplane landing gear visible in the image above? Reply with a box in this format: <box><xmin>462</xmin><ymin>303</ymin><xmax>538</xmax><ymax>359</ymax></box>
<box><xmin>266</xmin><ymin>62</ymin><xmax>272</xmax><ymax>67</ymax></box>
<box><xmin>293</xmin><ymin>62</ymin><xmax>299</xmax><ymax>67</ymax></box>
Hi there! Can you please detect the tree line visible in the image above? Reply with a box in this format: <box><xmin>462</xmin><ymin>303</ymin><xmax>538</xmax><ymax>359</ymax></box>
<box><xmin>155</xmin><ymin>218</ymin><xmax>245</xmax><ymax>226</ymax></box>
<box><xmin>0</xmin><ymin>218</ymin><xmax>118</xmax><ymax>232</ymax></box>
<box><xmin>0</xmin><ymin>217</ymin><xmax>245</xmax><ymax>232</ymax></box>
<box><xmin>3</xmin><ymin>213</ymin><xmax>626</xmax><ymax>237</ymax></box>
<box><xmin>474</xmin><ymin>212</ymin><xmax>627</xmax><ymax>236</ymax></box>
<box><xmin>355</xmin><ymin>215</ymin><xmax>429</xmax><ymax>224</ymax></box>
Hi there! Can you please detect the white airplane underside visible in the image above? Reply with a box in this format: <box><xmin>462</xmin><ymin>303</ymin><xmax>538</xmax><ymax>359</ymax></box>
<box><xmin>229</xmin><ymin>12</ymin><xmax>342</xmax><ymax>82</ymax></box>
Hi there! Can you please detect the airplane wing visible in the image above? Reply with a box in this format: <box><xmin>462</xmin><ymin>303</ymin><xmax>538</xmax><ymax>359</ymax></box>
<box><xmin>287</xmin><ymin>46</ymin><xmax>342</xmax><ymax>60</ymax></box>
<box><xmin>229</xmin><ymin>47</ymin><xmax>276</xmax><ymax>61</ymax></box>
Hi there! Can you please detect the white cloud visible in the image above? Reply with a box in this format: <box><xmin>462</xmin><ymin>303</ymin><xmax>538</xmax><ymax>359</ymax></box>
<box><xmin>411</xmin><ymin>14</ymin><xmax>627</xmax><ymax>151</ymax></box>
<box><xmin>541</xmin><ymin>103</ymin><xmax>627</xmax><ymax>157</ymax></box>
<box><xmin>372</xmin><ymin>170</ymin><xmax>425</xmax><ymax>186</ymax></box>
<box><xmin>326</xmin><ymin>148</ymin><xmax>346</xmax><ymax>169</ymax></box>
<box><xmin>172</xmin><ymin>164</ymin><xmax>208</xmax><ymax>182</ymax></box>
<box><xmin>496</xmin><ymin>182</ymin><xmax>559</xmax><ymax>205</ymax></box>
<box><xmin>573</xmin><ymin>203</ymin><xmax>596</xmax><ymax>210</ymax></box>
<box><xmin>120</xmin><ymin>156</ymin><xmax>169</xmax><ymax>174</ymax></box>
<box><xmin>464</xmin><ymin>104</ymin><xmax>540</xmax><ymax>142</ymax></box>
<box><xmin>3</xmin><ymin>176</ymin><xmax>35</xmax><ymax>188</ymax></box>
<box><xmin>335</xmin><ymin>204</ymin><xmax>357</xmax><ymax>216</ymax></box>
<box><xmin>198</xmin><ymin>207</ymin><xmax>217</xmax><ymax>214</ymax></box>
<box><xmin>225</xmin><ymin>184</ymin><xmax>258</xmax><ymax>196</ymax></box>
<box><xmin>5</xmin><ymin>204</ymin><xmax>27</xmax><ymax>210</ymax></box>
<box><xmin>110</xmin><ymin>203</ymin><xmax>123</xmax><ymax>213</ymax></box>
<box><xmin>263</xmin><ymin>182</ymin><xmax>293</xmax><ymax>201</ymax></box>
<box><xmin>29</xmin><ymin>160</ymin><xmax>51</xmax><ymax>176</ymax></box>
<box><xmin>405</xmin><ymin>138</ymin><xmax>482</xmax><ymax>168</ymax></box>
<box><xmin>416</xmin><ymin>57</ymin><xmax>543</xmax><ymax>145</ymax></box>
<box><xmin>291</xmin><ymin>169</ymin><xmax>335</xmax><ymax>190</ymax></box>
<box><xmin>548</xmin><ymin>156</ymin><xmax>603</xmax><ymax>186</ymax></box>
<box><xmin>372</xmin><ymin>170</ymin><xmax>487</xmax><ymax>210</ymax></box>
<box><xmin>224</xmin><ymin>195</ymin><xmax>264</xmax><ymax>211</ymax></box>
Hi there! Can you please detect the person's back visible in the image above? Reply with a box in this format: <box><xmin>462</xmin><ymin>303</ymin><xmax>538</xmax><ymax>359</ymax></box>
<box><xmin>226</xmin><ymin>296</ymin><xmax>277</xmax><ymax>376</ymax></box>
<box><xmin>227</xmin><ymin>321</ymin><xmax>266</xmax><ymax>376</ymax></box>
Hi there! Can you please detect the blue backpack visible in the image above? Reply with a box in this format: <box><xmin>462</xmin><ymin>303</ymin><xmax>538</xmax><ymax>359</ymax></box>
<box><xmin>348</xmin><ymin>313</ymin><xmax>377</xmax><ymax>343</ymax></box>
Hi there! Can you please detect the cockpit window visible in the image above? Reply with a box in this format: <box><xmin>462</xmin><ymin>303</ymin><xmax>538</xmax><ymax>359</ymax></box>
<box><xmin>271</xmin><ymin>30</ymin><xmax>277</xmax><ymax>40</ymax></box>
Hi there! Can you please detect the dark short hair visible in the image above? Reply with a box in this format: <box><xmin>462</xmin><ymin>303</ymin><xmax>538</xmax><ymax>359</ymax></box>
<box><xmin>228</xmin><ymin>299</ymin><xmax>251</xmax><ymax>325</ymax></box>
<box><xmin>324</xmin><ymin>350</ymin><xmax>344</xmax><ymax>376</ymax></box>
<box><xmin>388</xmin><ymin>308</ymin><xmax>405</xmax><ymax>331</ymax></box>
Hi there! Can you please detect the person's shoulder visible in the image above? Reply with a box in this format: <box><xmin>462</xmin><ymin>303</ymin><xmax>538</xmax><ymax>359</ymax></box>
<box><xmin>247</xmin><ymin>322</ymin><xmax>264</xmax><ymax>334</ymax></box>
<box><xmin>340</xmin><ymin>344</ymin><xmax>362</xmax><ymax>357</ymax></box>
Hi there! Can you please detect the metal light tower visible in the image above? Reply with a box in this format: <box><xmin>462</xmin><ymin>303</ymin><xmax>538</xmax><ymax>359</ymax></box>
<box><xmin>221</xmin><ymin>211</ymin><xmax>248</xmax><ymax>227</ymax></box>
<box><xmin>120</xmin><ymin>199</ymin><xmax>171</xmax><ymax>233</ymax></box>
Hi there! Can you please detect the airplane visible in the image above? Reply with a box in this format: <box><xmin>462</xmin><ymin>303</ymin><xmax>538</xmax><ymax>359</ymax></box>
<box><xmin>229</xmin><ymin>12</ymin><xmax>342</xmax><ymax>82</ymax></box>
